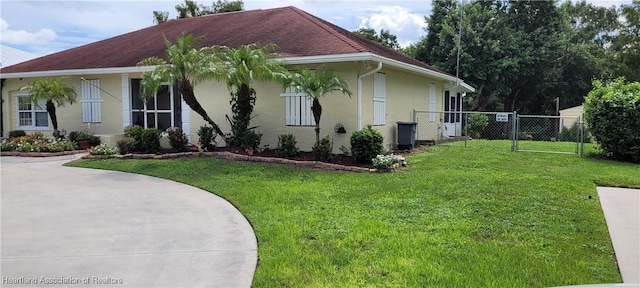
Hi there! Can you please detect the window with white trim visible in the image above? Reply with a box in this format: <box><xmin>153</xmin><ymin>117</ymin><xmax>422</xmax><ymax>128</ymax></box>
<box><xmin>16</xmin><ymin>92</ymin><xmax>49</xmax><ymax>130</ymax></box>
<box><xmin>373</xmin><ymin>73</ymin><xmax>386</xmax><ymax>125</ymax></box>
<box><xmin>281</xmin><ymin>86</ymin><xmax>315</xmax><ymax>126</ymax></box>
<box><xmin>130</xmin><ymin>79</ymin><xmax>175</xmax><ymax>131</ymax></box>
<box><xmin>81</xmin><ymin>79</ymin><xmax>102</xmax><ymax>123</ymax></box>
<box><xmin>429</xmin><ymin>84</ymin><xmax>437</xmax><ymax>122</ymax></box>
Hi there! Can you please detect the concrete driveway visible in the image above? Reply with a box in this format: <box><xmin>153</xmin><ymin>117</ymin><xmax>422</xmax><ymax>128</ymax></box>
<box><xmin>1</xmin><ymin>154</ymin><xmax>257</xmax><ymax>287</ymax></box>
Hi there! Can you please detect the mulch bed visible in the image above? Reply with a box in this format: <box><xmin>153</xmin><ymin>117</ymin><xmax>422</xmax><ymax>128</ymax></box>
<box><xmin>6</xmin><ymin>145</ymin><xmax>425</xmax><ymax>173</ymax></box>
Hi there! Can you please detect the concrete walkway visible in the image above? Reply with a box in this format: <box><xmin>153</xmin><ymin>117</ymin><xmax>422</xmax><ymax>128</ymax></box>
<box><xmin>597</xmin><ymin>187</ymin><xmax>640</xmax><ymax>284</ymax></box>
<box><xmin>1</xmin><ymin>154</ymin><xmax>257</xmax><ymax>287</ymax></box>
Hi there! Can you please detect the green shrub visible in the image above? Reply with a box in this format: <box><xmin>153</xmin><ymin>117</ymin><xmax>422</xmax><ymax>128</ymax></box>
<box><xmin>350</xmin><ymin>125</ymin><xmax>384</xmax><ymax>164</ymax></box>
<box><xmin>8</xmin><ymin>130</ymin><xmax>26</xmax><ymax>138</ymax></box>
<box><xmin>166</xmin><ymin>127</ymin><xmax>188</xmax><ymax>151</ymax></box>
<box><xmin>584</xmin><ymin>78</ymin><xmax>640</xmax><ymax>162</ymax></box>
<box><xmin>89</xmin><ymin>135</ymin><xmax>101</xmax><ymax>147</ymax></box>
<box><xmin>467</xmin><ymin>113</ymin><xmax>489</xmax><ymax>138</ymax></box>
<box><xmin>372</xmin><ymin>154</ymin><xmax>399</xmax><ymax>170</ymax></box>
<box><xmin>68</xmin><ymin>131</ymin><xmax>91</xmax><ymax>142</ymax></box>
<box><xmin>312</xmin><ymin>135</ymin><xmax>333</xmax><ymax>161</ymax></box>
<box><xmin>241</xmin><ymin>130</ymin><xmax>262</xmax><ymax>151</ymax></box>
<box><xmin>276</xmin><ymin>134</ymin><xmax>299</xmax><ymax>157</ymax></box>
<box><xmin>140</xmin><ymin>128</ymin><xmax>161</xmax><ymax>153</ymax></box>
<box><xmin>197</xmin><ymin>125</ymin><xmax>217</xmax><ymax>151</ymax></box>
<box><xmin>117</xmin><ymin>137</ymin><xmax>137</xmax><ymax>155</ymax></box>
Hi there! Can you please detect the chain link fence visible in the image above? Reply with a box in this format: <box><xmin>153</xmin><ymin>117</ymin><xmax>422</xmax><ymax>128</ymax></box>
<box><xmin>515</xmin><ymin>115</ymin><xmax>585</xmax><ymax>155</ymax></box>
<box><xmin>413</xmin><ymin>110</ymin><xmax>586</xmax><ymax>155</ymax></box>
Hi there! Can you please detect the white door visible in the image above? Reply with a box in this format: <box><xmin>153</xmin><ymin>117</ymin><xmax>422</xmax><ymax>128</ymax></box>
<box><xmin>443</xmin><ymin>91</ymin><xmax>462</xmax><ymax>137</ymax></box>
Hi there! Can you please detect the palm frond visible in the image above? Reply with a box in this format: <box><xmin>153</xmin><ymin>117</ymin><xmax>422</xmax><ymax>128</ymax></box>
<box><xmin>19</xmin><ymin>77</ymin><xmax>77</xmax><ymax>107</ymax></box>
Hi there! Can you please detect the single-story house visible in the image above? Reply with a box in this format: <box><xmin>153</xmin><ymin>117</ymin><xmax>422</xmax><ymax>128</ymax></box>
<box><xmin>0</xmin><ymin>6</ymin><xmax>474</xmax><ymax>152</ymax></box>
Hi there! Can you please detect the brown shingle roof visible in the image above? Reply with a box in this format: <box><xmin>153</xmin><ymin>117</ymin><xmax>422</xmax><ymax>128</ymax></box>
<box><xmin>1</xmin><ymin>6</ymin><xmax>445</xmax><ymax>75</ymax></box>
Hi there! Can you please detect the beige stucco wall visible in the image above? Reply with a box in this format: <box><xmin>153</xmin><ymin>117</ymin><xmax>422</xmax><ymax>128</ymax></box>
<box><xmin>191</xmin><ymin>63</ymin><xmax>359</xmax><ymax>152</ymax></box>
<box><xmin>2</xmin><ymin>64</ymin><xmax>451</xmax><ymax>152</ymax></box>
<box><xmin>367</xmin><ymin>67</ymin><xmax>446</xmax><ymax>150</ymax></box>
<box><xmin>2</xmin><ymin>75</ymin><xmax>125</xmax><ymax>138</ymax></box>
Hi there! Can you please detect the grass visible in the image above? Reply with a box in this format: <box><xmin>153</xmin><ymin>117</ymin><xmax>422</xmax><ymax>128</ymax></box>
<box><xmin>67</xmin><ymin>140</ymin><xmax>639</xmax><ymax>287</ymax></box>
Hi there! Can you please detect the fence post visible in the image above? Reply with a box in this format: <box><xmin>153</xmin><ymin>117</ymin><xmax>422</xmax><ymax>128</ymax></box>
<box><xmin>580</xmin><ymin>114</ymin><xmax>585</xmax><ymax>156</ymax></box>
<box><xmin>511</xmin><ymin>111</ymin><xmax>517</xmax><ymax>151</ymax></box>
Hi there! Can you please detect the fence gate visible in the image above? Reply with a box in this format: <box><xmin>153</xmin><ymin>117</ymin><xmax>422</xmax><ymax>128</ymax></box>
<box><xmin>514</xmin><ymin>114</ymin><xmax>585</xmax><ymax>155</ymax></box>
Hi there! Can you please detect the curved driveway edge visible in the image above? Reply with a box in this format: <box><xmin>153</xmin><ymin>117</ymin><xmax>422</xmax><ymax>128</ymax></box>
<box><xmin>1</xmin><ymin>154</ymin><xmax>257</xmax><ymax>287</ymax></box>
<box><xmin>597</xmin><ymin>187</ymin><xmax>640</xmax><ymax>284</ymax></box>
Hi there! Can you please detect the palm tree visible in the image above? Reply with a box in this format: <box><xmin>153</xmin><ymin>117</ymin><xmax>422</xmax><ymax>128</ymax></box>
<box><xmin>138</xmin><ymin>33</ymin><xmax>225</xmax><ymax>138</ymax></box>
<box><xmin>281</xmin><ymin>67</ymin><xmax>352</xmax><ymax>144</ymax></box>
<box><xmin>211</xmin><ymin>43</ymin><xmax>286</xmax><ymax>146</ymax></box>
<box><xmin>19</xmin><ymin>77</ymin><xmax>77</xmax><ymax>138</ymax></box>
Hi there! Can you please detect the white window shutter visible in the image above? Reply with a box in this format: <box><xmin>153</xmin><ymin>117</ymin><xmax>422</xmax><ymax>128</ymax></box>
<box><xmin>81</xmin><ymin>79</ymin><xmax>103</xmax><ymax>123</ymax></box>
<box><xmin>373</xmin><ymin>73</ymin><xmax>386</xmax><ymax>125</ymax></box>
<box><xmin>429</xmin><ymin>84</ymin><xmax>437</xmax><ymax>122</ymax></box>
<box><xmin>281</xmin><ymin>87</ymin><xmax>315</xmax><ymax>126</ymax></box>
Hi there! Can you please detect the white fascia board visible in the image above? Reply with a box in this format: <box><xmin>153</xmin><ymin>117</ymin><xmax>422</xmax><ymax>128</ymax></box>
<box><xmin>285</xmin><ymin>53</ymin><xmax>475</xmax><ymax>93</ymax></box>
<box><xmin>0</xmin><ymin>66</ymin><xmax>156</xmax><ymax>79</ymax></box>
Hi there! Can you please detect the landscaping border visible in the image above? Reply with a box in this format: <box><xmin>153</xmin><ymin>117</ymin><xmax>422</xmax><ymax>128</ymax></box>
<box><xmin>0</xmin><ymin>150</ymin><xmax>87</xmax><ymax>157</ymax></box>
<box><xmin>82</xmin><ymin>151</ymin><xmax>376</xmax><ymax>173</ymax></box>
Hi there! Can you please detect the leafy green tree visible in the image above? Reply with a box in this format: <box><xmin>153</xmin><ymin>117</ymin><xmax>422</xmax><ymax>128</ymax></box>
<box><xmin>281</xmin><ymin>67</ymin><xmax>352</xmax><ymax>144</ymax></box>
<box><xmin>416</xmin><ymin>0</ymin><xmax>568</xmax><ymax>114</ymax></box>
<box><xmin>138</xmin><ymin>33</ymin><xmax>225</xmax><ymax>138</ymax></box>
<box><xmin>19</xmin><ymin>77</ymin><xmax>77</xmax><ymax>138</ymax></box>
<box><xmin>210</xmin><ymin>44</ymin><xmax>286</xmax><ymax>147</ymax></box>
<box><xmin>353</xmin><ymin>28</ymin><xmax>400</xmax><ymax>50</ymax></box>
<box><xmin>557</xmin><ymin>0</ymin><xmax>620</xmax><ymax>109</ymax></box>
<box><xmin>212</xmin><ymin>0</ymin><xmax>243</xmax><ymax>13</ymax></box>
<box><xmin>611</xmin><ymin>0</ymin><xmax>640</xmax><ymax>82</ymax></box>
<box><xmin>153</xmin><ymin>0</ymin><xmax>243</xmax><ymax>24</ymax></box>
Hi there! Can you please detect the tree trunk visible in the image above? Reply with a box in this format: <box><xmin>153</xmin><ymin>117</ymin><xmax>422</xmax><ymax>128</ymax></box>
<box><xmin>179</xmin><ymin>79</ymin><xmax>225</xmax><ymax>138</ymax></box>
<box><xmin>311</xmin><ymin>98</ymin><xmax>322</xmax><ymax>144</ymax></box>
<box><xmin>237</xmin><ymin>84</ymin><xmax>253</xmax><ymax>124</ymax></box>
<box><xmin>46</xmin><ymin>99</ymin><xmax>58</xmax><ymax>133</ymax></box>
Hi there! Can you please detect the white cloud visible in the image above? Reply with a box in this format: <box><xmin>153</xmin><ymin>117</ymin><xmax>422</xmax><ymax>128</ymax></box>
<box><xmin>0</xmin><ymin>19</ymin><xmax>57</xmax><ymax>45</ymax></box>
<box><xmin>358</xmin><ymin>6</ymin><xmax>427</xmax><ymax>48</ymax></box>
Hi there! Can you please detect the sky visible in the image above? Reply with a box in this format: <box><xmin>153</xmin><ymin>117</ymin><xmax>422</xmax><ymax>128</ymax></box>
<box><xmin>0</xmin><ymin>0</ymin><xmax>633</xmax><ymax>57</ymax></box>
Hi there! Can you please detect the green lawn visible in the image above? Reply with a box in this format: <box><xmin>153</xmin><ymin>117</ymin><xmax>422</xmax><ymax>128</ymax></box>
<box><xmin>67</xmin><ymin>140</ymin><xmax>639</xmax><ymax>287</ymax></box>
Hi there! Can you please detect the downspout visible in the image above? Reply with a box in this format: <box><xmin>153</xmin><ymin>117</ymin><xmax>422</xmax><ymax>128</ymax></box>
<box><xmin>357</xmin><ymin>61</ymin><xmax>382</xmax><ymax>131</ymax></box>
<box><xmin>0</xmin><ymin>79</ymin><xmax>5</xmax><ymax>137</ymax></box>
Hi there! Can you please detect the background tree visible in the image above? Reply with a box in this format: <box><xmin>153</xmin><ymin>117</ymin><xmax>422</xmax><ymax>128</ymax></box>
<box><xmin>210</xmin><ymin>44</ymin><xmax>286</xmax><ymax>147</ymax></box>
<box><xmin>611</xmin><ymin>0</ymin><xmax>640</xmax><ymax>82</ymax></box>
<box><xmin>212</xmin><ymin>0</ymin><xmax>243</xmax><ymax>13</ymax></box>
<box><xmin>138</xmin><ymin>33</ymin><xmax>225</xmax><ymax>138</ymax></box>
<box><xmin>19</xmin><ymin>77</ymin><xmax>77</xmax><ymax>138</ymax></box>
<box><xmin>281</xmin><ymin>67</ymin><xmax>352</xmax><ymax>144</ymax></box>
<box><xmin>152</xmin><ymin>0</ymin><xmax>243</xmax><ymax>24</ymax></box>
<box><xmin>556</xmin><ymin>0</ymin><xmax>620</xmax><ymax>109</ymax></box>
<box><xmin>353</xmin><ymin>28</ymin><xmax>401</xmax><ymax>50</ymax></box>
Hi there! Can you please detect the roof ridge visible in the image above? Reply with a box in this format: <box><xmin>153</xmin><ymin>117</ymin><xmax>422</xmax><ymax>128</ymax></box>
<box><xmin>286</xmin><ymin>6</ymin><xmax>367</xmax><ymax>53</ymax></box>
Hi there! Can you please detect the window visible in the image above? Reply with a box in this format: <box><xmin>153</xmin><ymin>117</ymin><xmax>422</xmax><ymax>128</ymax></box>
<box><xmin>429</xmin><ymin>84</ymin><xmax>437</xmax><ymax>122</ymax></box>
<box><xmin>130</xmin><ymin>79</ymin><xmax>174</xmax><ymax>131</ymax></box>
<box><xmin>281</xmin><ymin>86</ymin><xmax>315</xmax><ymax>126</ymax></box>
<box><xmin>16</xmin><ymin>92</ymin><xmax>49</xmax><ymax>130</ymax></box>
<box><xmin>81</xmin><ymin>79</ymin><xmax>102</xmax><ymax>123</ymax></box>
<box><xmin>373</xmin><ymin>73</ymin><xmax>386</xmax><ymax>125</ymax></box>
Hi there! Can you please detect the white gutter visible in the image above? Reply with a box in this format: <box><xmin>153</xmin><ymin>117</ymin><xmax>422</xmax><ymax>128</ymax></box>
<box><xmin>0</xmin><ymin>66</ymin><xmax>155</xmax><ymax>79</ymax></box>
<box><xmin>357</xmin><ymin>61</ymin><xmax>382</xmax><ymax>131</ymax></box>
